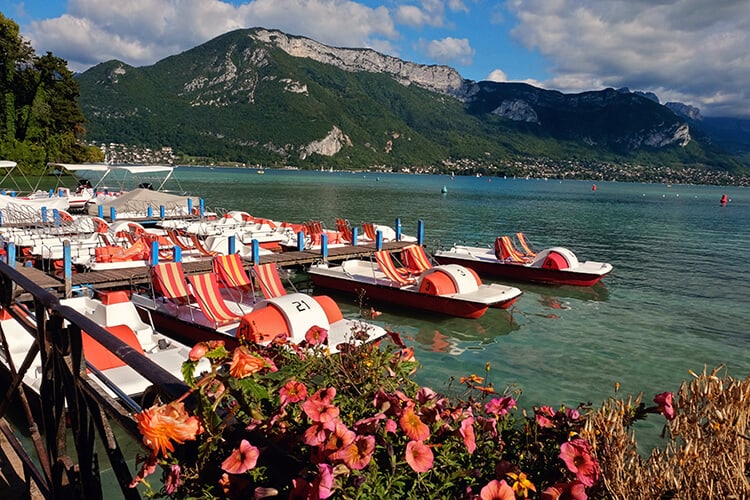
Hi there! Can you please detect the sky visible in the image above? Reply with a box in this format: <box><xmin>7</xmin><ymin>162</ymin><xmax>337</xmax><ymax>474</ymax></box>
<box><xmin>2</xmin><ymin>0</ymin><xmax>749</xmax><ymax>118</ymax></box>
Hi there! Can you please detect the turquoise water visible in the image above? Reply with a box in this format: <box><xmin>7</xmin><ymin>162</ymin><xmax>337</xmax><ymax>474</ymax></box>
<box><xmin>175</xmin><ymin>167</ymin><xmax>750</xmax><ymax>410</ymax></box>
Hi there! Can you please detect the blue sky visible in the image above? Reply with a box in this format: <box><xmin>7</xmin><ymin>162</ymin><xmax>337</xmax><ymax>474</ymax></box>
<box><xmin>3</xmin><ymin>0</ymin><xmax>749</xmax><ymax>117</ymax></box>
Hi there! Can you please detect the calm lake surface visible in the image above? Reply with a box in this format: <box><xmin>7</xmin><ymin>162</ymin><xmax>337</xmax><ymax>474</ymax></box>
<box><xmin>172</xmin><ymin>167</ymin><xmax>750</xmax><ymax>412</ymax></box>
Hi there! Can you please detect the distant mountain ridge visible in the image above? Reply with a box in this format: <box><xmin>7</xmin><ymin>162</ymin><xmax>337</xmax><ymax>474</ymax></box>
<box><xmin>76</xmin><ymin>28</ymin><xmax>747</xmax><ymax>176</ymax></box>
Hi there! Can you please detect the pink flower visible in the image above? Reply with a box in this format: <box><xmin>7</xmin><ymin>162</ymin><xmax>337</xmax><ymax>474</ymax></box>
<box><xmin>654</xmin><ymin>391</ymin><xmax>675</xmax><ymax>420</ymax></box>
<box><xmin>303</xmin><ymin>400</ymin><xmax>340</xmax><ymax>425</ymax></box>
<box><xmin>353</xmin><ymin>413</ymin><xmax>386</xmax><ymax>434</ymax></box>
<box><xmin>188</xmin><ymin>342</ymin><xmax>209</xmax><ymax>361</ymax></box>
<box><xmin>399</xmin><ymin>406</ymin><xmax>430</xmax><ymax>441</ymax></box>
<box><xmin>303</xmin><ymin>422</ymin><xmax>330</xmax><ymax>447</ymax></box>
<box><xmin>221</xmin><ymin>439</ymin><xmax>260</xmax><ymax>474</ymax></box>
<box><xmin>312</xmin><ymin>464</ymin><xmax>334</xmax><ymax>499</ymax></box>
<box><xmin>405</xmin><ymin>440</ymin><xmax>434</xmax><ymax>473</ymax></box>
<box><xmin>559</xmin><ymin>439</ymin><xmax>600</xmax><ymax>487</ymax></box>
<box><xmin>305</xmin><ymin>325</ymin><xmax>328</xmax><ymax>346</ymax></box>
<box><xmin>460</xmin><ymin>416</ymin><xmax>476</xmax><ymax>454</ymax></box>
<box><xmin>280</xmin><ymin>379</ymin><xmax>308</xmax><ymax>406</ymax></box>
<box><xmin>385</xmin><ymin>419</ymin><xmax>397</xmax><ymax>433</ymax></box>
<box><xmin>480</xmin><ymin>479</ymin><xmax>515</xmax><ymax>500</ymax></box>
<box><xmin>310</xmin><ymin>387</ymin><xmax>337</xmax><ymax>405</ymax></box>
<box><xmin>484</xmin><ymin>396</ymin><xmax>516</xmax><ymax>417</ymax></box>
<box><xmin>332</xmin><ymin>435</ymin><xmax>375</xmax><ymax>470</ymax></box>
<box><xmin>164</xmin><ymin>464</ymin><xmax>181</xmax><ymax>494</ymax></box>
<box><xmin>535</xmin><ymin>405</ymin><xmax>557</xmax><ymax>428</ymax></box>
<box><xmin>541</xmin><ymin>481</ymin><xmax>588</xmax><ymax>500</ymax></box>
<box><xmin>325</xmin><ymin>421</ymin><xmax>355</xmax><ymax>452</ymax></box>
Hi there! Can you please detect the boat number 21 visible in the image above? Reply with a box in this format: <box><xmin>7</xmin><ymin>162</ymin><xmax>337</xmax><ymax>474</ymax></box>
<box><xmin>292</xmin><ymin>299</ymin><xmax>311</xmax><ymax>313</ymax></box>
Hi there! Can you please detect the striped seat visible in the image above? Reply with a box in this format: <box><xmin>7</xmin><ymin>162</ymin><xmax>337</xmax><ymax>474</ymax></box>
<box><xmin>374</xmin><ymin>251</ymin><xmax>415</xmax><ymax>286</ymax></box>
<box><xmin>213</xmin><ymin>253</ymin><xmax>255</xmax><ymax>300</ymax></box>
<box><xmin>151</xmin><ymin>262</ymin><xmax>191</xmax><ymax>304</ymax></box>
<box><xmin>401</xmin><ymin>244</ymin><xmax>433</xmax><ymax>274</ymax></box>
<box><xmin>187</xmin><ymin>273</ymin><xmax>241</xmax><ymax>326</ymax></box>
<box><xmin>252</xmin><ymin>263</ymin><xmax>288</xmax><ymax>298</ymax></box>
<box><xmin>515</xmin><ymin>232</ymin><xmax>537</xmax><ymax>257</ymax></box>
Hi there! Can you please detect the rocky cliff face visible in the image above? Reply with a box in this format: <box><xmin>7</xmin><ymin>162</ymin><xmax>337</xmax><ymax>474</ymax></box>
<box><xmin>300</xmin><ymin>126</ymin><xmax>352</xmax><ymax>159</ymax></box>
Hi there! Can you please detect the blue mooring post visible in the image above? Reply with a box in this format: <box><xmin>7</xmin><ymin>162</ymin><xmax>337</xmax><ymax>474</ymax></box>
<box><xmin>53</xmin><ymin>209</ymin><xmax>60</xmax><ymax>227</ymax></box>
<box><xmin>199</xmin><ymin>198</ymin><xmax>205</xmax><ymax>218</ymax></box>
<box><xmin>150</xmin><ymin>241</ymin><xmax>159</xmax><ymax>266</ymax></box>
<box><xmin>228</xmin><ymin>235</ymin><xmax>236</xmax><ymax>255</ymax></box>
<box><xmin>7</xmin><ymin>242</ymin><xmax>16</xmax><ymax>268</ymax></box>
<box><xmin>252</xmin><ymin>239</ymin><xmax>260</xmax><ymax>265</ymax></box>
<box><xmin>321</xmin><ymin>233</ymin><xmax>328</xmax><ymax>259</ymax></box>
<box><xmin>0</xmin><ymin>211</ymin><xmax>3</xmax><ymax>226</ymax></box>
<box><xmin>59</xmin><ymin>188</ymin><xmax>65</xmax><ymax>197</ymax></box>
<box><xmin>395</xmin><ymin>217</ymin><xmax>402</xmax><ymax>241</ymax></box>
<box><xmin>97</xmin><ymin>205</ymin><xmax>104</xmax><ymax>218</ymax></box>
<box><xmin>376</xmin><ymin>230</ymin><xmax>383</xmax><ymax>250</ymax></box>
<box><xmin>110</xmin><ymin>206</ymin><xmax>117</xmax><ymax>221</ymax></box>
<box><xmin>187</xmin><ymin>198</ymin><xmax>193</xmax><ymax>216</ymax></box>
<box><xmin>147</xmin><ymin>206</ymin><xmax>153</xmax><ymax>218</ymax></box>
<box><xmin>174</xmin><ymin>246</ymin><xmax>182</xmax><ymax>263</ymax></box>
<box><xmin>351</xmin><ymin>227</ymin><xmax>358</xmax><ymax>246</ymax></box>
<box><xmin>48</xmin><ymin>189</ymin><xmax>53</xmax><ymax>197</ymax></box>
<box><xmin>297</xmin><ymin>231</ymin><xmax>305</xmax><ymax>252</ymax></box>
<box><xmin>417</xmin><ymin>219</ymin><xmax>424</xmax><ymax>246</ymax></box>
<box><xmin>63</xmin><ymin>240</ymin><xmax>72</xmax><ymax>296</ymax></box>
<box><xmin>160</xmin><ymin>206</ymin><xmax>165</xmax><ymax>219</ymax></box>
<box><xmin>41</xmin><ymin>207</ymin><xmax>48</xmax><ymax>223</ymax></box>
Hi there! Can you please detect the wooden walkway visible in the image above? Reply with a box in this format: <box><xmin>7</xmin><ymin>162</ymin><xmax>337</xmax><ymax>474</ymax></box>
<box><xmin>13</xmin><ymin>241</ymin><xmax>412</xmax><ymax>295</ymax></box>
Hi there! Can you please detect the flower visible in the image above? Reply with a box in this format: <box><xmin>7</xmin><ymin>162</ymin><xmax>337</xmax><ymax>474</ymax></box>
<box><xmin>221</xmin><ymin>439</ymin><xmax>260</xmax><ymax>474</ymax></box>
<box><xmin>654</xmin><ymin>391</ymin><xmax>675</xmax><ymax>420</ymax></box>
<box><xmin>325</xmin><ymin>421</ymin><xmax>356</xmax><ymax>452</ymax></box>
<box><xmin>280</xmin><ymin>379</ymin><xmax>308</xmax><ymax>406</ymax></box>
<box><xmin>134</xmin><ymin>401</ymin><xmax>202</xmax><ymax>456</ymax></box>
<box><xmin>507</xmin><ymin>471</ymin><xmax>537</xmax><ymax>498</ymax></box>
<box><xmin>460</xmin><ymin>416</ymin><xmax>476</xmax><ymax>454</ymax></box>
<box><xmin>559</xmin><ymin>439</ymin><xmax>600</xmax><ymax>487</ymax></box>
<box><xmin>303</xmin><ymin>398</ymin><xmax>340</xmax><ymax>425</ymax></box>
<box><xmin>332</xmin><ymin>435</ymin><xmax>375</xmax><ymax>470</ymax></box>
<box><xmin>485</xmin><ymin>396</ymin><xmax>516</xmax><ymax>417</ymax></box>
<box><xmin>480</xmin><ymin>479</ymin><xmax>515</xmax><ymax>500</ymax></box>
<box><xmin>535</xmin><ymin>405</ymin><xmax>557</xmax><ymax>428</ymax></box>
<box><xmin>369</xmin><ymin>307</ymin><xmax>382</xmax><ymax>319</ymax></box>
<box><xmin>399</xmin><ymin>406</ymin><xmax>430</xmax><ymax>441</ymax></box>
<box><xmin>460</xmin><ymin>374</ymin><xmax>483</xmax><ymax>385</ymax></box>
<box><xmin>165</xmin><ymin>464</ymin><xmax>181</xmax><ymax>494</ymax></box>
<box><xmin>189</xmin><ymin>342</ymin><xmax>209</xmax><ymax>361</ymax></box>
<box><xmin>312</xmin><ymin>464</ymin><xmax>334</xmax><ymax>499</ymax></box>
<box><xmin>405</xmin><ymin>440</ymin><xmax>434</xmax><ymax>473</ymax></box>
<box><xmin>229</xmin><ymin>346</ymin><xmax>268</xmax><ymax>379</ymax></box>
<box><xmin>541</xmin><ymin>481</ymin><xmax>588</xmax><ymax>500</ymax></box>
<box><xmin>305</xmin><ymin>325</ymin><xmax>328</xmax><ymax>346</ymax></box>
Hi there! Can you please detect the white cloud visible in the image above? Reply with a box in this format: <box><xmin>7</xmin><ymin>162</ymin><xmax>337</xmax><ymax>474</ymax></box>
<box><xmin>506</xmin><ymin>0</ymin><xmax>750</xmax><ymax>116</ymax></box>
<box><xmin>486</xmin><ymin>69</ymin><xmax>507</xmax><ymax>82</ymax></box>
<box><xmin>28</xmin><ymin>0</ymin><xmax>398</xmax><ymax>72</ymax></box>
<box><xmin>419</xmin><ymin>36</ymin><xmax>474</xmax><ymax>65</ymax></box>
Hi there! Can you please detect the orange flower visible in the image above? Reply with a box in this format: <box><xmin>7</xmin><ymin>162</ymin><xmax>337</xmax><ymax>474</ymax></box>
<box><xmin>459</xmin><ymin>374</ymin><xmax>483</xmax><ymax>385</ymax></box>
<box><xmin>221</xmin><ymin>439</ymin><xmax>260</xmax><ymax>474</ymax></box>
<box><xmin>134</xmin><ymin>401</ymin><xmax>202</xmax><ymax>456</ymax></box>
<box><xmin>332</xmin><ymin>435</ymin><xmax>375</xmax><ymax>470</ymax></box>
<box><xmin>507</xmin><ymin>471</ymin><xmax>537</xmax><ymax>498</ymax></box>
<box><xmin>405</xmin><ymin>440</ymin><xmax>434</xmax><ymax>473</ymax></box>
<box><xmin>229</xmin><ymin>346</ymin><xmax>267</xmax><ymax>379</ymax></box>
<box><xmin>399</xmin><ymin>406</ymin><xmax>430</xmax><ymax>441</ymax></box>
<box><xmin>480</xmin><ymin>479</ymin><xmax>515</xmax><ymax>500</ymax></box>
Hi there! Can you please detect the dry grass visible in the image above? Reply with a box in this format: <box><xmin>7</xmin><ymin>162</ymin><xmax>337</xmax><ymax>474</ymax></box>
<box><xmin>582</xmin><ymin>367</ymin><xmax>750</xmax><ymax>499</ymax></box>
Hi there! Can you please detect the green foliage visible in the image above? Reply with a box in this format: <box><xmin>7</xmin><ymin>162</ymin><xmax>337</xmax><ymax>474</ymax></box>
<box><xmin>0</xmin><ymin>14</ymin><xmax>100</xmax><ymax>171</ymax></box>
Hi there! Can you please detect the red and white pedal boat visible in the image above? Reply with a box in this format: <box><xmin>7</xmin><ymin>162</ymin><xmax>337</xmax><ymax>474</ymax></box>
<box><xmin>307</xmin><ymin>247</ymin><xmax>522</xmax><ymax>319</ymax></box>
<box><xmin>434</xmin><ymin>235</ymin><xmax>613</xmax><ymax>287</ymax></box>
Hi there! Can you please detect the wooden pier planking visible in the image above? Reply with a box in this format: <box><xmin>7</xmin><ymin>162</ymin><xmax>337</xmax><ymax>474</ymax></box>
<box><xmin>13</xmin><ymin>241</ymin><xmax>413</xmax><ymax>294</ymax></box>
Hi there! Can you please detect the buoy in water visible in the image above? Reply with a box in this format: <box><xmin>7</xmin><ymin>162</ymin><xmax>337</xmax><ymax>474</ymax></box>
<box><xmin>592</xmin><ymin>184</ymin><xmax>597</xmax><ymax>191</ymax></box>
<box><xmin>720</xmin><ymin>194</ymin><xmax>728</xmax><ymax>206</ymax></box>
<box><xmin>441</xmin><ymin>185</ymin><xmax>448</xmax><ymax>194</ymax></box>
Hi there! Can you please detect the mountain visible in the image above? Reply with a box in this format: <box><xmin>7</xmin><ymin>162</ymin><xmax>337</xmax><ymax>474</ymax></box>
<box><xmin>76</xmin><ymin>28</ymin><xmax>746</xmax><ymax>177</ymax></box>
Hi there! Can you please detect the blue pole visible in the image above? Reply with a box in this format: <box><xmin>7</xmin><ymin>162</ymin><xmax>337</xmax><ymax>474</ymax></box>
<box><xmin>174</xmin><ymin>246</ymin><xmax>182</xmax><ymax>262</ymax></box>
<box><xmin>297</xmin><ymin>231</ymin><xmax>305</xmax><ymax>251</ymax></box>
<box><xmin>97</xmin><ymin>205</ymin><xmax>104</xmax><ymax>218</ymax></box>
<box><xmin>48</xmin><ymin>189</ymin><xmax>53</xmax><ymax>197</ymax></box>
<box><xmin>147</xmin><ymin>206</ymin><xmax>153</xmax><ymax>218</ymax></box>
<box><xmin>53</xmin><ymin>209</ymin><xmax>60</xmax><ymax>227</ymax></box>
<box><xmin>395</xmin><ymin>217</ymin><xmax>402</xmax><ymax>241</ymax></box>
<box><xmin>150</xmin><ymin>241</ymin><xmax>159</xmax><ymax>266</ymax></box>
<box><xmin>63</xmin><ymin>240</ymin><xmax>72</xmax><ymax>284</ymax></box>
<box><xmin>321</xmin><ymin>233</ymin><xmax>328</xmax><ymax>259</ymax></box>
<box><xmin>41</xmin><ymin>207</ymin><xmax>48</xmax><ymax>223</ymax></box>
<box><xmin>417</xmin><ymin>219</ymin><xmax>424</xmax><ymax>246</ymax></box>
<box><xmin>0</xmin><ymin>211</ymin><xmax>3</xmax><ymax>226</ymax></box>
<box><xmin>351</xmin><ymin>227</ymin><xmax>358</xmax><ymax>246</ymax></box>
<box><xmin>160</xmin><ymin>205</ymin><xmax>165</xmax><ymax>219</ymax></box>
<box><xmin>252</xmin><ymin>239</ymin><xmax>260</xmax><ymax>265</ymax></box>
<box><xmin>7</xmin><ymin>242</ymin><xmax>15</xmax><ymax>268</ymax></box>
<box><xmin>376</xmin><ymin>230</ymin><xmax>383</xmax><ymax>251</ymax></box>
<box><xmin>187</xmin><ymin>198</ymin><xmax>193</xmax><ymax>216</ymax></box>
<box><xmin>110</xmin><ymin>206</ymin><xmax>116</xmax><ymax>221</ymax></box>
<box><xmin>228</xmin><ymin>235</ymin><xmax>236</xmax><ymax>254</ymax></box>
<box><xmin>199</xmin><ymin>198</ymin><xmax>205</xmax><ymax>218</ymax></box>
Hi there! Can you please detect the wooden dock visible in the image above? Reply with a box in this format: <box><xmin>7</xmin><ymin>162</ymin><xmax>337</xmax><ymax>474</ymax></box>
<box><xmin>12</xmin><ymin>241</ymin><xmax>412</xmax><ymax>295</ymax></box>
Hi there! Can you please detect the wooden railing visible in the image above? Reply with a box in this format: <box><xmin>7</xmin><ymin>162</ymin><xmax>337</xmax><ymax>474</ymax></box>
<box><xmin>0</xmin><ymin>260</ymin><xmax>190</xmax><ymax>499</ymax></box>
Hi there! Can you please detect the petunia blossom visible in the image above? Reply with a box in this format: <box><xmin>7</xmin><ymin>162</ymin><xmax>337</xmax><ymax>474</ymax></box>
<box><xmin>559</xmin><ymin>439</ymin><xmax>600</xmax><ymax>487</ymax></box>
<box><xmin>399</xmin><ymin>406</ymin><xmax>430</xmax><ymax>441</ymax></box>
<box><xmin>480</xmin><ymin>479</ymin><xmax>515</xmax><ymax>500</ymax></box>
<box><xmin>188</xmin><ymin>342</ymin><xmax>209</xmax><ymax>361</ymax></box>
<box><xmin>332</xmin><ymin>435</ymin><xmax>375</xmax><ymax>470</ymax></box>
<box><xmin>134</xmin><ymin>401</ymin><xmax>202</xmax><ymax>456</ymax></box>
<box><xmin>279</xmin><ymin>379</ymin><xmax>308</xmax><ymax>406</ymax></box>
<box><xmin>460</xmin><ymin>416</ymin><xmax>476</xmax><ymax>454</ymax></box>
<box><xmin>485</xmin><ymin>396</ymin><xmax>517</xmax><ymax>417</ymax></box>
<box><xmin>305</xmin><ymin>325</ymin><xmax>328</xmax><ymax>346</ymax></box>
<box><xmin>312</xmin><ymin>463</ymin><xmax>334</xmax><ymax>499</ymax></box>
<box><xmin>541</xmin><ymin>481</ymin><xmax>588</xmax><ymax>500</ymax></box>
<box><xmin>164</xmin><ymin>464</ymin><xmax>181</xmax><ymax>494</ymax></box>
<box><xmin>405</xmin><ymin>440</ymin><xmax>434</xmax><ymax>473</ymax></box>
<box><xmin>654</xmin><ymin>391</ymin><xmax>675</xmax><ymax>420</ymax></box>
<box><xmin>229</xmin><ymin>346</ymin><xmax>268</xmax><ymax>379</ymax></box>
<box><xmin>221</xmin><ymin>439</ymin><xmax>260</xmax><ymax>474</ymax></box>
